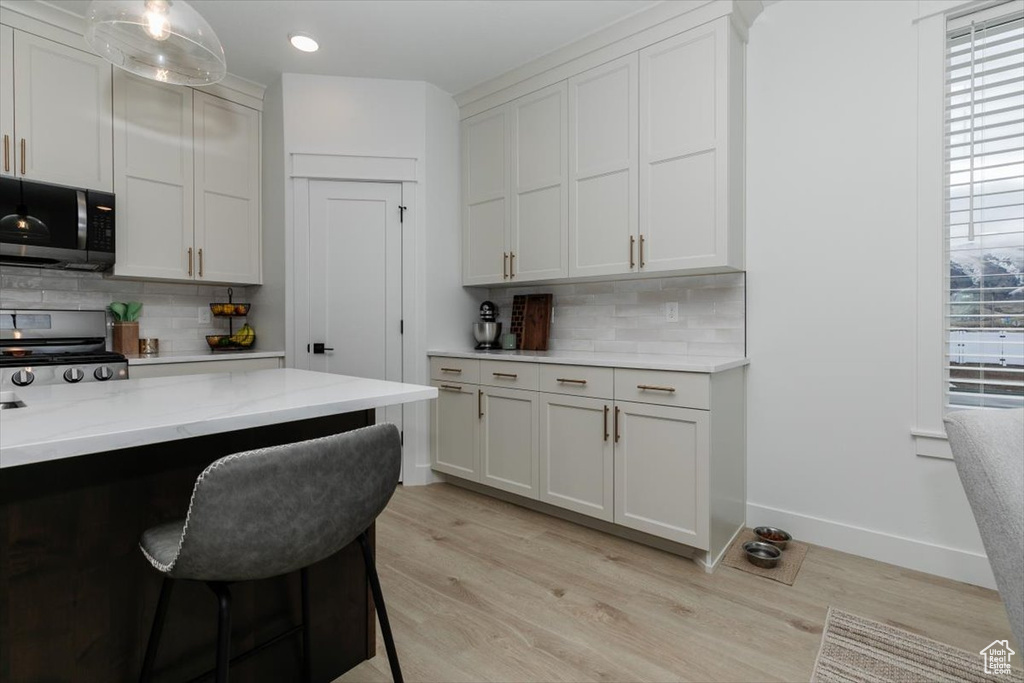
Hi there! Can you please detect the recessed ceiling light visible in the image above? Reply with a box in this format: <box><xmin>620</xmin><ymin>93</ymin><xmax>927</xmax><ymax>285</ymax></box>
<box><xmin>289</xmin><ymin>33</ymin><xmax>319</xmax><ymax>53</ymax></box>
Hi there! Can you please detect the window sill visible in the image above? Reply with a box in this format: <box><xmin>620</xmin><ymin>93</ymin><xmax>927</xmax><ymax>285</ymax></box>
<box><xmin>912</xmin><ymin>429</ymin><xmax>953</xmax><ymax>460</ymax></box>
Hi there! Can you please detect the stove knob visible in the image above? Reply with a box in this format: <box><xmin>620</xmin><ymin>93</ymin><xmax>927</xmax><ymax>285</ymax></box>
<box><xmin>64</xmin><ymin>367</ymin><xmax>85</xmax><ymax>383</ymax></box>
<box><xmin>12</xmin><ymin>369</ymin><xmax>35</xmax><ymax>386</ymax></box>
<box><xmin>94</xmin><ymin>366</ymin><xmax>114</xmax><ymax>381</ymax></box>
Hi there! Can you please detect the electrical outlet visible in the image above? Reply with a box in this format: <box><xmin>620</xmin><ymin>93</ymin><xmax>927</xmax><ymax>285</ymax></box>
<box><xmin>665</xmin><ymin>302</ymin><xmax>679</xmax><ymax>322</ymax></box>
<box><xmin>198</xmin><ymin>306</ymin><xmax>211</xmax><ymax>324</ymax></box>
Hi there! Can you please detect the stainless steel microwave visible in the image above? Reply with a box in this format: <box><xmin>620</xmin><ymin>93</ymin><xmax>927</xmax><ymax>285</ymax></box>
<box><xmin>0</xmin><ymin>177</ymin><xmax>115</xmax><ymax>271</ymax></box>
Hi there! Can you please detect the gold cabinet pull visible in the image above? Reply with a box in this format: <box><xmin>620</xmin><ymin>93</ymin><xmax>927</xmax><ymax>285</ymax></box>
<box><xmin>637</xmin><ymin>384</ymin><xmax>676</xmax><ymax>393</ymax></box>
<box><xmin>478</xmin><ymin>389</ymin><xmax>483</xmax><ymax>418</ymax></box>
<box><xmin>440</xmin><ymin>367</ymin><xmax>462</xmax><ymax>374</ymax></box>
<box><xmin>509</xmin><ymin>251</ymin><xmax>515</xmax><ymax>278</ymax></box>
<box><xmin>614</xmin><ymin>406</ymin><xmax>620</xmax><ymax>443</ymax></box>
<box><xmin>639</xmin><ymin>234</ymin><xmax>645</xmax><ymax>268</ymax></box>
<box><xmin>603</xmin><ymin>405</ymin><xmax>609</xmax><ymax>441</ymax></box>
<box><xmin>3</xmin><ymin>135</ymin><xmax>8</xmax><ymax>172</ymax></box>
<box><xmin>20</xmin><ymin>138</ymin><xmax>26</xmax><ymax>175</ymax></box>
<box><xmin>492</xmin><ymin>372</ymin><xmax>518</xmax><ymax>379</ymax></box>
<box><xmin>503</xmin><ymin>252</ymin><xmax>509</xmax><ymax>279</ymax></box>
<box><xmin>439</xmin><ymin>384</ymin><xmax>463</xmax><ymax>392</ymax></box>
<box><xmin>556</xmin><ymin>378</ymin><xmax>587</xmax><ymax>385</ymax></box>
<box><xmin>198</xmin><ymin>248</ymin><xmax>204</xmax><ymax>277</ymax></box>
<box><xmin>187</xmin><ymin>247</ymin><xmax>193</xmax><ymax>276</ymax></box>
<box><xmin>629</xmin><ymin>235</ymin><xmax>635</xmax><ymax>269</ymax></box>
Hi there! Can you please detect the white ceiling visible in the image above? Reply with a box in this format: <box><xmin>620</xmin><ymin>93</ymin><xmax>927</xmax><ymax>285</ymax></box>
<box><xmin>43</xmin><ymin>0</ymin><xmax>659</xmax><ymax>94</ymax></box>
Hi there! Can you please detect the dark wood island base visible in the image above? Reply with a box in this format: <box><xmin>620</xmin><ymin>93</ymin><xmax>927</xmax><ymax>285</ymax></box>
<box><xmin>1</xmin><ymin>410</ymin><xmax>377</xmax><ymax>683</ymax></box>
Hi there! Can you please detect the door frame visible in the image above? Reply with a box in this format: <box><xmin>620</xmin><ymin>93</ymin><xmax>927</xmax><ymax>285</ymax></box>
<box><xmin>288</xmin><ymin>153</ymin><xmax>426</xmax><ymax>483</ymax></box>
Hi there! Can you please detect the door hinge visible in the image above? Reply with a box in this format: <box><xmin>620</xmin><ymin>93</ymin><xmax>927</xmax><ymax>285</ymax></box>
<box><xmin>400</xmin><ymin>319</ymin><xmax>404</xmax><ymax>334</ymax></box>
<box><xmin>399</xmin><ymin>205</ymin><xmax>407</xmax><ymax>223</ymax></box>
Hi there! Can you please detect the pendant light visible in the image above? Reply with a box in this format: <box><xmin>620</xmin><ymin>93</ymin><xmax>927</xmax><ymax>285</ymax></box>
<box><xmin>84</xmin><ymin>0</ymin><xmax>226</xmax><ymax>86</ymax></box>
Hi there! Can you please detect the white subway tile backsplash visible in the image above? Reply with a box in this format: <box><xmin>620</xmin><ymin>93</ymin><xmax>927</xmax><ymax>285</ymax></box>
<box><xmin>488</xmin><ymin>273</ymin><xmax>745</xmax><ymax>357</ymax></box>
<box><xmin>0</xmin><ymin>266</ymin><xmax>250</xmax><ymax>354</ymax></box>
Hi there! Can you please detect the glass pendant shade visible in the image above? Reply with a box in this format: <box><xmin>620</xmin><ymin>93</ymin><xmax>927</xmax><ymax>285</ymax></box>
<box><xmin>84</xmin><ymin>0</ymin><xmax>226</xmax><ymax>86</ymax></box>
<box><xmin>0</xmin><ymin>207</ymin><xmax>50</xmax><ymax>244</ymax></box>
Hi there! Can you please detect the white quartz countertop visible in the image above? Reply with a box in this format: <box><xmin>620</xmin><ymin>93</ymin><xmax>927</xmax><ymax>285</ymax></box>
<box><xmin>428</xmin><ymin>349</ymin><xmax>748</xmax><ymax>373</ymax></box>
<box><xmin>0</xmin><ymin>368</ymin><xmax>437</xmax><ymax>469</ymax></box>
<box><xmin>128</xmin><ymin>350</ymin><xmax>286</xmax><ymax>365</ymax></box>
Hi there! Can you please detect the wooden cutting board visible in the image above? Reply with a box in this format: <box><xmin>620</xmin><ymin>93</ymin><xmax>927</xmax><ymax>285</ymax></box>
<box><xmin>521</xmin><ymin>294</ymin><xmax>553</xmax><ymax>351</ymax></box>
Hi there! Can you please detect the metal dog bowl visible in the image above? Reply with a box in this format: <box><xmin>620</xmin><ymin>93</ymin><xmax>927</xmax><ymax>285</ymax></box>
<box><xmin>743</xmin><ymin>541</ymin><xmax>782</xmax><ymax>569</ymax></box>
<box><xmin>753</xmin><ymin>526</ymin><xmax>792</xmax><ymax>550</ymax></box>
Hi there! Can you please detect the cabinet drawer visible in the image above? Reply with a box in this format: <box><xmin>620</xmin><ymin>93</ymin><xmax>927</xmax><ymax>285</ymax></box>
<box><xmin>480</xmin><ymin>360</ymin><xmax>538</xmax><ymax>390</ymax></box>
<box><xmin>430</xmin><ymin>357</ymin><xmax>480</xmax><ymax>384</ymax></box>
<box><xmin>613</xmin><ymin>369</ymin><xmax>709</xmax><ymax>409</ymax></box>
<box><xmin>539</xmin><ymin>364</ymin><xmax>613</xmax><ymax>399</ymax></box>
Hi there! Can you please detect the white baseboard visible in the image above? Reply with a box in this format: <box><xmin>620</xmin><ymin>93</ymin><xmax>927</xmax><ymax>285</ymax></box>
<box><xmin>701</xmin><ymin>523</ymin><xmax>745</xmax><ymax>573</ymax></box>
<box><xmin>401</xmin><ymin>462</ymin><xmax>438</xmax><ymax>487</ymax></box>
<box><xmin>747</xmin><ymin>502</ymin><xmax>996</xmax><ymax>590</ymax></box>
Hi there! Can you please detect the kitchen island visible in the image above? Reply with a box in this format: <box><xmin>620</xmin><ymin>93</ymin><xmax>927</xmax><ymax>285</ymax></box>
<box><xmin>0</xmin><ymin>369</ymin><xmax>436</xmax><ymax>682</ymax></box>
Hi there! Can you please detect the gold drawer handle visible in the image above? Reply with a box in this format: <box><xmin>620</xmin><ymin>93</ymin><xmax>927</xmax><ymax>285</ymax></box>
<box><xmin>492</xmin><ymin>372</ymin><xmax>518</xmax><ymax>379</ymax></box>
<box><xmin>637</xmin><ymin>384</ymin><xmax>676</xmax><ymax>393</ymax></box>
<box><xmin>439</xmin><ymin>384</ymin><xmax>463</xmax><ymax>392</ymax></box>
<box><xmin>440</xmin><ymin>367</ymin><xmax>463</xmax><ymax>374</ymax></box>
<box><xmin>556</xmin><ymin>378</ymin><xmax>587</xmax><ymax>385</ymax></box>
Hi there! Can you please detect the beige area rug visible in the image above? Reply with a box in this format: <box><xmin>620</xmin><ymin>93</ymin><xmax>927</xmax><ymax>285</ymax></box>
<box><xmin>812</xmin><ymin>607</ymin><xmax>1024</xmax><ymax>683</ymax></box>
<box><xmin>722</xmin><ymin>527</ymin><xmax>808</xmax><ymax>585</ymax></box>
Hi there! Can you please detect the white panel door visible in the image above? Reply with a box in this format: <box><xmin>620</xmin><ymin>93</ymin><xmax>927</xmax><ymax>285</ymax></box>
<box><xmin>614</xmin><ymin>401</ymin><xmax>709</xmax><ymax>549</ymax></box>
<box><xmin>480</xmin><ymin>386</ymin><xmax>539</xmax><ymax>498</ymax></box>
<box><xmin>462</xmin><ymin>106</ymin><xmax>509</xmax><ymax>285</ymax></box>
<box><xmin>539</xmin><ymin>393</ymin><xmax>613</xmax><ymax>521</ymax></box>
<box><xmin>569</xmin><ymin>54</ymin><xmax>638</xmax><ymax>278</ymax></box>
<box><xmin>431</xmin><ymin>382</ymin><xmax>480</xmax><ymax>481</ymax></box>
<box><xmin>639</xmin><ymin>23</ymin><xmax>725</xmax><ymax>272</ymax></box>
<box><xmin>112</xmin><ymin>71</ymin><xmax>193</xmax><ymax>280</ymax></box>
<box><xmin>12</xmin><ymin>31</ymin><xmax>113</xmax><ymax>192</ymax></box>
<box><xmin>0</xmin><ymin>26</ymin><xmax>13</xmax><ymax>180</ymax></box>
<box><xmin>509</xmin><ymin>82</ymin><xmax>567</xmax><ymax>282</ymax></box>
<box><xmin>306</xmin><ymin>180</ymin><xmax>404</xmax><ymax>436</ymax></box>
<box><xmin>193</xmin><ymin>91</ymin><xmax>261</xmax><ymax>284</ymax></box>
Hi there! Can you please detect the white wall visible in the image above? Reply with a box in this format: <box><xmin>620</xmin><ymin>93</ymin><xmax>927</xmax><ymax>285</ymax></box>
<box><xmin>250</xmin><ymin>78</ymin><xmax>286</xmax><ymax>352</ymax></box>
<box><xmin>746</xmin><ymin>0</ymin><xmax>993</xmax><ymax>587</ymax></box>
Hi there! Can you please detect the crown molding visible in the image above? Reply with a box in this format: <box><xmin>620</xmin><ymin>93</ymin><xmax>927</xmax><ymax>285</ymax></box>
<box><xmin>454</xmin><ymin>0</ymin><xmax>763</xmax><ymax>114</ymax></box>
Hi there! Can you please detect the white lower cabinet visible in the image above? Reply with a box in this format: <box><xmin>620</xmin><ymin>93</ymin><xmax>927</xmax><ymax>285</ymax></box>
<box><xmin>539</xmin><ymin>393</ymin><xmax>613</xmax><ymax>521</ymax></box>
<box><xmin>480</xmin><ymin>386</ymin><xmax>539</xmax><ymax>498</ymax></box>
<box><xmin>613</xmin><ymin>401</ymin><xmax>709</xmax><ymax>549</ymax></box>
<box><xmin>430</xmin><ymin>357</ymin><xmax>743</xmax><ymax>561</ymax></box>
<box><xmin>431</xmin><ymin>381</ymin><xmax>481</xmax><ymax>481</ymax></box>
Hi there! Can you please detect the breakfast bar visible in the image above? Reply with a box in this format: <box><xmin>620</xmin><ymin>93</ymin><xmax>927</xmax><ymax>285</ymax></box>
<box><xmin>0</xmin><ymin>368</ymin><xmax>436</xmax><ymax>682</ymax></box>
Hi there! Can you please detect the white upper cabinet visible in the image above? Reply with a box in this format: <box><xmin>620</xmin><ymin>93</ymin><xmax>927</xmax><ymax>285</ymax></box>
<box><xmin>462</xmin><ymin>106</ymin><xmax>510</xmax><ymax>286</ymax></box>
<box><xmin>193</xmin><ymin>91</ymin><xmax>261</xmax><ymax>285</ymax></box>
<box><xmin>0</xmin><ymin>26</ymin><xmax>13</xmax><ymax>179</ymax></box>
<box><xmin>113</xmin><ymin>71</ymin><xmax>193</xmax><ymax>281</ymax></box>
<box><xmin>510</xmin><ymin>82</ymin><xmax>567</xmax><ymax>282</ymax></box>
<box><xmin>639</xmin><ymin>19</ymin><xmax>740</xmax><ymax>273</ymax></box>
<box><xmin>461</xmin><ymin>14</ymin><xmax>746</xmax><ymax>284</ymax></box>
<box><xmin>568</xmin><ymin>54</ymin><xmax>638</xmax><ymax>278</ymax></box>
<box><xmin>8</xmin><ymin>31</ymin><xmax>112</xmax><ymax>192</ymax></box>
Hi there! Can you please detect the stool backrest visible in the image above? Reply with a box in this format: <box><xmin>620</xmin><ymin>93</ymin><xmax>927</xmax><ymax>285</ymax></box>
<box><xmin>168</xmin><ymin>423</ymin><xmax>401</xmax><ymax>581</ymax></box>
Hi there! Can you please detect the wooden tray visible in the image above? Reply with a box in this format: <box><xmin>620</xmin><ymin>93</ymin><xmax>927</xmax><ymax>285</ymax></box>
<box><xmin>521</xmin><ymin>294</ymin><xmax>552</xmax><ymax>351</ymax></box>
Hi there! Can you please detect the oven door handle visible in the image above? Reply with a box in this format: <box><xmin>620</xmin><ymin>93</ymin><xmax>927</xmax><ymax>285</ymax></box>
<box><xmin>76</xmin><ymin>191</ymin><xmax>88</xmax><ymax>250</ymax></box>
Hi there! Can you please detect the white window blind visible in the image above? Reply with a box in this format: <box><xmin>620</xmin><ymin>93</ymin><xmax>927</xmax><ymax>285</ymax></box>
<box><xmin>945</xmin><ymin>6</ymin><xmax>1024</xmax><ymax>409</ymax></box>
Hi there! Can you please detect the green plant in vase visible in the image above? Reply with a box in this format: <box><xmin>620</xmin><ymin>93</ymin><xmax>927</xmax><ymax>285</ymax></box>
<box><xmin>109</xmin><ymin>301</ymin><xmax>143</xmax><ymax>356</ymax></box>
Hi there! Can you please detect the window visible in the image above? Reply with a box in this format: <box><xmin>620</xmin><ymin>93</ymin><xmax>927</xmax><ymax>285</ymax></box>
<box><xmin>944</xmin><ymin>7</ymin><xmax>1024</xmax><ymax>409</ymax></box>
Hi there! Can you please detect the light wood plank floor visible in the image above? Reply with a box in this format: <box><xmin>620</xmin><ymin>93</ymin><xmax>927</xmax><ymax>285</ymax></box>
<box><xmin>339</xmin><ymin>483</ymin><xmax>1014</xmax><ymax>682</ymax></box>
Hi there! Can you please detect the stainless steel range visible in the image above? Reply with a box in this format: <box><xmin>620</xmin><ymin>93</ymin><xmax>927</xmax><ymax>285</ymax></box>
<box><xmin>0</xmin><ymin>309</ymin><xmax>128</xmax><ymax>389</ymax></box>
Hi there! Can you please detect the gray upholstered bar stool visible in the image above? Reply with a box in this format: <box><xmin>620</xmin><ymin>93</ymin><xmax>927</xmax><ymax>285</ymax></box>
<box><xmin>137</xmin><ymin>424</ymin><xmax>404</xmax><ymax>683</ymax></box>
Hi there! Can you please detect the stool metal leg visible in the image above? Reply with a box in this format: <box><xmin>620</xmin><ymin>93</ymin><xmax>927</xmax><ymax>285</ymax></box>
<box><xmin>140</xmin><ymin>577</ymin><xmax>175</xmax><ymax>683</ymax></box>
<box><xmin>301</xmin><ymin>567</ymin><xmax>312</xmax><ymax>683</ymax></box>
<box><xmin>207</xmin><ymin>582</ymin><xmax>232</xmax><ymax>683</ymax></box>
<box><xmin>358</xmin><ymin>532</ymin><xmax>403</xmax><ymax>683</ymax></box>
